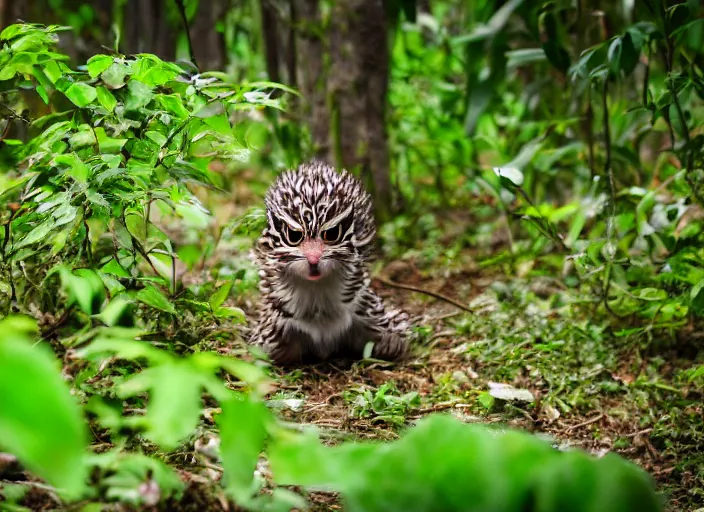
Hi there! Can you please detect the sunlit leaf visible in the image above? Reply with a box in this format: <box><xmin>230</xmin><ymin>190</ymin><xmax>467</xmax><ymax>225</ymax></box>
<box><xmin>118</xmin><ymin>361</ymin><xmax>204</xmax><ymax>450</ymax></box>
<box><xmin>87</xmin><ymin>54</ymin><xmax>113</xmax><ymax>78</ymax></box>
<box><xmin>64</xmin><ymin>82</ymin><xmax>97</xmax><ymax>107</ymax></box>
<box><xmin>96</xmin><ymin>85</ymin><xmax>117</xmax><ymax>112</ymax></box>
<box><xmin>209</xmin><ymin>280</ymin><xmax>233</xmax><ymax>309</ymax></box>
<box><xmin>135</xmin><ymin>285</ymin><xmax>176</xmax><ymax>314</ymax></box>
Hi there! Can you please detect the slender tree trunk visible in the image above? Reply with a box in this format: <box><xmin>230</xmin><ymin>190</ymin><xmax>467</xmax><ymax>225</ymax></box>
<box><xmin>328</xmin><ymin>0</ymin><xmax>392</xmax><ymax>221</ymax></box>
<box><xmin>291</xmin><ymin>0</ymin><xmax>393</xmax><ymax>221</ymax></box>
<box><xmin>294</xmin><ymin>0</ymin><xmax>330</xmax><ymax>159</ymax></box>
<box><xmin>123</xmin><ymin>0</ymin><xmax>176</xmax><ymax>60</ymax></box>
<box><xmin>191</xmin><ymin>0</ymin><xmax>230</xmax><ymax>71</ymax></box>
<box><xmin>260</xmin><ymin>0</ymin><xmax>281</xmax><ymax>82</ymax></box>
<box><xmin>1</xmin><ymin>0</ymin><xmax>28</xmax><ymax>29</ymax></box>
<box><xmin>286</xmin><ymin>0</ymin><xmax>298</xmax><ymax>89</ymax></box>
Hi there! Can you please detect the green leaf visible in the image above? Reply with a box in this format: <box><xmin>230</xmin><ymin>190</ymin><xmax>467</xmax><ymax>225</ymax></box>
<box><xmin>533</xmin><ymin>450</ymin><xmax>662</xmax><ymax>512</ymax></box>
<box><xmin>78</xmin><ymin>334</ymin><xmax>172</xmax><ymax>366</ymax></box>
<box><xmin>95</xmin><ymin>295</ymin><xmax>133</xmax><ymax>327</ymax></box>
<box><xmin>88</xmin><ymin>451</ymin><xmax>184</xmax><ymax>504</ymax></box>
<box><xmin>691</xmin><ymin>278</ymin><xmax>704</xmax><ymax>302</ymax></box>
<box><xmin>464</xmin><ymin>80</ymin><xmax>496</xmax><ymax>136</ymax></box>
<box><xmin>452</xmin><ymin>0</ymin><xmax>524</xmax><ymax>44</ymax></box>
<box><xmin>136</xmin><ymin>285</ymin><xmax>176</xmax><ymax>314</ymax></box>
<box><xmin>0</xmin><ymin>316</ymin><xmax>88</xmax><ymax>500</ymax></box>
<box><xmin>478</xmin><ymin>391</ymin><xmax>495</xmax><ymax>410</ymax></box>
<box><xmin>101</xmin><ymin>62</ymin><xmax>130</xmax><ymax>88</ymax></box>
<box><xmin>86</xmin><ymin>54</ymin><xmax>113</xmax><ymax>78</ymax></box>
<box><xmin>64</xmin><ymin>82</ymin><xmax>97</xmax><ymax>107</ymax></box>
<box><xmin>145</xmin><ymin>130</ymin><xmax>168</xmax><ymax>146</ymax></box>
<box><xmin>618</xmin><ymin>32</ymin><xmax>640</xmax><ymax>75</ymax></box>
<box><xmin>269</xmin><ymin>415</ymin><xmax>661</xmax><ymax>512</ymax></box>
<box><xmin>14</xmin><ymin>218</ymin><xmax>56</xmax><ymax>249</ymax></box>
<box><xmin>217</xmin><ymin>395</ymin><xmax>271</xmax><ymax>502</ymax></box>
<box><xmin>209</xmin><ymin>280</ymin><xmax>233</xmax><ymax>309</ymax></box>
<box><xmin>118</xmin><ymin>361</ymin><xmax>204</xmax><ymax>451</ymax></box>
<box><xmin>213</xmin><ymin>306</ymin><xmax>247</xmax><ymax>322</ymax></box>
<box><xmin>54</xmin><ymin>152</ymin><xmax>91</xmax><ymax>182</ymax></box>
<box><xmin>159</xmin><ymin>94</ymin><xmax>191</xmax><ymax>119</ymax></box>
<box><xmin>58</xmin><ymin>267</ymin><xmax>106</xmax><ymax>315</ymax></box>
<box><xmin>542</xmin><ymin>40</ymin><xmax>571</xmax><ymax>74</ymax></box>
<box><xmin>607</xmin><ymin>37</ymin><xmax>623</xmax><ymax>76</ymax></box>
<box><xmin>124</xmin><ymin>79</ymin><xmax>153</xmax><ymax>110</ymax></box>
<box><xmin>506</xmin><ymin>48</ymin><xmax>547</xmax><ymax>69</ymax></box>
<box><xmin>96</xmin><ymin>85</ymin><xmax>117</xmax><ymax>112</ymax></box>
<box><xmin>565</xmin><ymin>211</ymin><xmax>587</xmax><ymax>248</ymax></box>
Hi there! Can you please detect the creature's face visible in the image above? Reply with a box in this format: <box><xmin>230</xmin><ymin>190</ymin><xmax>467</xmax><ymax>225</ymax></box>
<box><xmin>259</xmin><ymin>161</ymin><xmax>375</xmax><ymax>282</ymax></box>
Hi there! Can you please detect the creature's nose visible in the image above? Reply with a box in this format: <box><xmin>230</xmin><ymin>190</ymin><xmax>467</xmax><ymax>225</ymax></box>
<box><xmin>301</xmin><ymin>239</ymin><xmax>324</xmax><ymax>276</ymax></box>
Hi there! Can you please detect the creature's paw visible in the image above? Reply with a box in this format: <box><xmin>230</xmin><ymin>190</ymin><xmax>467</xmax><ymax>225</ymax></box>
<box><xmin>371</xmin><ymin>332</ymin><xmax>409</xmax><ymax>361</ymax></box>
<box><xmin>264</xmin><ymin>341</ymin><xmax>304</xmax><ymax>367</ymax></box>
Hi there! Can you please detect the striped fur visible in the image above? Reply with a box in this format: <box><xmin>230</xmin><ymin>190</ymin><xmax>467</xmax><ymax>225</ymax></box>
<box><xmin>250</xmin><ymin>160</ymin><xmax>409</xmax><ymax>365</ymax></box>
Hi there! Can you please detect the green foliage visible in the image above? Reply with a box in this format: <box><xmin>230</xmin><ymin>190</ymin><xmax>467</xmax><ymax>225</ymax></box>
<box><xmin>344</xmin><ymin>381</ymin><xmax>421</xmax><ymax>426</ymax></box>
<box><xmin>0</xmin><ymin>316</ymin><xmax>88</xmax><ymax>500</ymax></box>
<box><xmin>0</xmin><ymin>23</ymin><xmax>285</xmax><ymax>324</ymax></box>
<box><xmin>1</xmin><ymin>306</ymin><xmax>666</xmax><ymax>511</ymax></box>
<box><xmin>269</xmin><ymin>414</ymin><xmax>663</xmax><ymax>512</ymax></box>
<box><xmin>387</xmin><ymin>0</ymin><xmax>704</xmax><ymax>334</ymax></box>
<box><xmin>3</xmin><ymin>3</ymin><xmax>703</xmax><ymax>508</ymax></box>
<box><xmin>78</xmin><ymin>331</ymin><xmax>270</xmax><ymax>451</ymax></box>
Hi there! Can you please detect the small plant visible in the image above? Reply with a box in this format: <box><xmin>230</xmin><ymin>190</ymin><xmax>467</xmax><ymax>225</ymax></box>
<box><xmin>344</xmin><ymin>381</ymin><xmax>421</xmax><ymax>426</ymax></box>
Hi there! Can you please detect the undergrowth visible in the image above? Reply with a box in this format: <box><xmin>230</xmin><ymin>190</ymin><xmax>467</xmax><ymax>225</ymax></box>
<box><xmin>1</xmin><ymin>0</ymin><xmax>704</xmax><ymax>508</ymax></box>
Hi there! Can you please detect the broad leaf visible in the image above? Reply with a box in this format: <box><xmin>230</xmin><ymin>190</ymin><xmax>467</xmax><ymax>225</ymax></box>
<box><xmin>217</xmin><ymin>395</ymin><xmax>271</xmax><ymax>502</ymax></box>
<box><xmin>64</xmin><ymin>82</ymin><xmax>97</xmax><ymax>107</ymax></box>
<box><xmin>135</xmin><ymin>285</ymin><xmax>176</xmax><ymax>314</ymax></box>
<box><xmin>0</xmin><ymin>316</ymin><xmax>88</xmax><ymax>500</ymax></box>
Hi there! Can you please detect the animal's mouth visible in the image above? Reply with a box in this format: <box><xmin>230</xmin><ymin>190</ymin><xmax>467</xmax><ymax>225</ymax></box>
<box><xmin>307</xmin><ymin>262</ymin><xmax>323</xmax><ymax>281</ymax></box>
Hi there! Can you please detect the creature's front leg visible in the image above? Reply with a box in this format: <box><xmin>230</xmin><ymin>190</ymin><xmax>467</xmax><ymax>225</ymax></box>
<box><xmin>266</xmin><ymin>337</ymin><xmax>305</xmax><ymax>366</ymax></box>
<box><xmin>369</xmin><ymin>331</ymin><xmax>408</xmax><ymax>361</ymax></box>
<box><xmin>352</xmin><ymin>289</ymin><xmax>410</xmax><ymax>361</ymax></box>
<box><xmin>253</xmin><ymin>312</ymin><xmax>306</xmax><ymax>366</ymax></box>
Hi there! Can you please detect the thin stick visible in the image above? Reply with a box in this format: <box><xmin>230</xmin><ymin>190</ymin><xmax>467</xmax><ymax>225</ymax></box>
<box><xmin>565</xmin><ymin>413</ymin><xmax>604</xmax><ymax>433</ymax></box>
<box><xmin>375</xmin><ymin>275</ymin><xmax>474</xmax><ymax>314</ymax></box>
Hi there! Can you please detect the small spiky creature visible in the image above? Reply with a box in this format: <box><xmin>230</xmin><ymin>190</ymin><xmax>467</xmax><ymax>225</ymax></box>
<box><xmin>251</xmin><ymin>160</ymin><xmax>409</xmax><ymax>365</ymax></box>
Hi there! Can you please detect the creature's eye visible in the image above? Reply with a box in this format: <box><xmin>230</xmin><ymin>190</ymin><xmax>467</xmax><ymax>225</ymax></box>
<box><xmin>285</xmin><ymin>226</ymin><xmax>304</xmax><ymax>246</ymax></box>
<box><xmin>321</xmin><ymin>224</ymin><xmax>342</xmax><ymax>244</ymax></box>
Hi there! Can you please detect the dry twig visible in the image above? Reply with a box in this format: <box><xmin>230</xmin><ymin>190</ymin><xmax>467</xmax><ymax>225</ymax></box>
<box><xmin>375</xmin><ymin>275</ymin><xmax>474</xmax><ymax>314</ymax></box>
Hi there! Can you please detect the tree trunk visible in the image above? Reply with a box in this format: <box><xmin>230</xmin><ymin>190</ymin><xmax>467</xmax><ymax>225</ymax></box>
<box><xmin>294</xmin><ymin>0</ymin><xmax>330</xmax><ymax>159</ymax></box>
<box><xmin>191</xmin><ymin>0</ymin><xmax>230</xmax><ymax>71</ymax></box>
<box><xmin>292</xmin><ymin>0</ymin><xmax>393</xmax><ymax>222</ymax></box>
<box><xmin>123</xmin><ymin>0</ymin><xmax>176</xmax><ymax>60</ymax></box>
<box><xmin>260</xmin><ymin>0</ymin><xmax>282</xmax><ymax>83</ymax></box>
<box><xmin>0</xmin><ymin>0</ymin><xmax>26</xmax><ymax>30</ymax></box>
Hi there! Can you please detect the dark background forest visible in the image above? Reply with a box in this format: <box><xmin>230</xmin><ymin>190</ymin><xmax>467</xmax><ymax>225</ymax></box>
<box><xmin>0</xmin><ymin>0</ymin><xmax>703</xmax><ymax>511</ymax></box>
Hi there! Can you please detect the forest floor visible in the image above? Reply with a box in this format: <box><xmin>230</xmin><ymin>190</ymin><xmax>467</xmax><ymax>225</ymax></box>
<box><xmin>168</xmin><ymin>176</ymin><xmax>703</xmax><ymax>512</ymax></box>
<box><xmin>11</xmin><ymin>183</ymin><xmax>703</xmax><ymax>512</ymax></box>
<box><xmin>258</xmin><ymin>263</ymin><xmax>702</xmax><ymax>512</ymax></box>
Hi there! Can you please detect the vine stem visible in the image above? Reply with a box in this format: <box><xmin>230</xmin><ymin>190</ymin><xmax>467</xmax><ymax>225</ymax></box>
<box><xmin>173</xmin><ymin>0</ymin><xmax>199</xmax><ymax>71</ymax></box>
<box><xmin>601</xmin><ymin>78</ymin><xmax>622</xmax><ymax>318</ymax></box>
<box><xmin>663</xmin><ymin>29</ymin><xmax>702</xmax><ymax>206</ymax></box>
